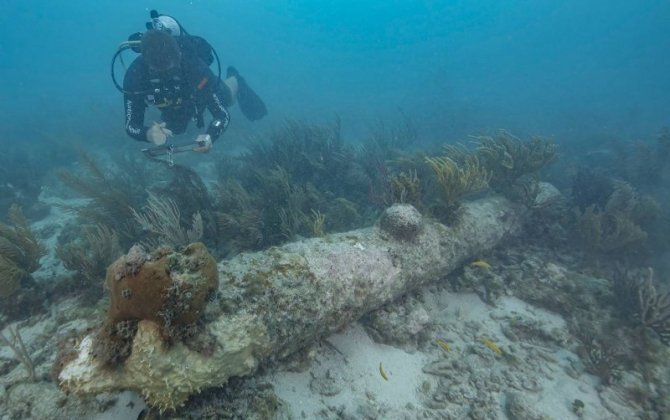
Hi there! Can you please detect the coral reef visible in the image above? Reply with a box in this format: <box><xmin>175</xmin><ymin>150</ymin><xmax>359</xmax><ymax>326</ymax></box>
<box><xmin>131</xmin><ymin>192</ymin><xmax>204</xmax><ymax>248</ymax></box>
<box><xmin>0</xmin><ymin>205</ymin><xmax>44</xmax><ymax>298</ymax></box>
<box><xmin>305</xmin><ymin>209</ymin><xmax>326</xmax><ymax>237</ymax></box>
<box><xmin>635</xmin><ymin>269</ymin><xmax>670</xmax><ymax>345</ymax></box>
<box><xmin>212</xmin><ymin>179</ymin><xmax>265</xmax><ymax>255</ymax></box>
<box><xmin>521</xmin><ymin>182</ymin><xmax>571</xmax><ymax>247</ymax></box>
<box><xmin>57</xmin><ymin>152</ymin><xmax>215</xmax><ymax>253</ymax></box>
<box><xmin>71</xmin><ymin>120</ymin><xmax>549</xmax><ymax>262</ymax></box>
<box><xmin>613</xmin><ymin>128</ymin><xmax>670</xmax><ymax>188</ymax></box>
<box><xmin>55</xmin><ymin>224</ymin><xmax>122</xmax><ymax>302</ymax></box>
<box><xmin>387</xmin><ymin>169</ymin><xmax>423</xmax><ymax>209</ymax></box>
<box><xmin>151</xmin><ymin>164</ymin><xmax>218</xmax><ymax>247</ymax></box>
<box><xmin>5</xmin><ymin>115</ymin><xmax>669</xmax><ymax>418</ymax></box>
<box><xmin>571</xmin><ymin>167</ymin><xmax>614</xmax><ymax>211</ymax></box>
<box><xmin>214</xmin><ymin>160</ymin><xmax>364</xmax><ymax>251</ymax></box>
<box><xmin>575</xmin><ymin>330</ymin><xmax>623</xmax><ymax>385</ymax></box>
<box><xmin>55</xmin><ymin>196</ymin><xmax>523</xmax><ymax>411</ymax></box>
<box><xmin>490</xmin><ymin>244</ymin><xmax>670</xmax><ymax>415</ymax></box>
<box><xmin>210</xmin><ymin>118</ymin><xmax>428</xmax><ymax>255</ymax></box>
<box><xmin>0</xmin><ymin>325</ymin><xmax>35</xmax><ymax>382</ymax></box>
<box><xmin>474</xmin><ymin>130</ymin><xmax>557</xmax><ymax>199</ymax></box>
<box><xmin>0</xmin><ymin>146</ymin><xmax>56</xmax><ymax>220</ymax></box>
<box><xmin>57</xmin><ymin>151</ymin><xmax>145</xmax><ymax>246</ymax></box>
<box><xmin>613</xmin><ymin>266</ymin><xmax>670</xmax><ymax>345</ymax></box>
<box><xmin>425</xmin><ymin>147</ymin><xmax>491</xmax><ymax>222</ymax></box>
<box><xmin>566</xmin><ymin>132</ymin><xmax>670</xmax><ymax>264</ymax></box>
<box><xmin>0</xmin><ymin>205</ymin><xmax>45</xmax><ymax>318</ymax></box>
<box><xmin>241</xmin><ymin>119</ymin><xmax>362</xmax><ymax>200</ymax></box>
<box><xmin>571</xmin><ymin>180</ymin><xmax>657</xmax><ymax>258</ymax></box>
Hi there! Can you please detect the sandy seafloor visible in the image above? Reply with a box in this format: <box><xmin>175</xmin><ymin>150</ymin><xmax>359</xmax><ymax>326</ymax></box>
<box><xmin>267</xmin><ymin>295</ymin><xmax>605</xmax><ymax>419</ymax></box>
<box><xmin>1</xmin><ymin>190</ymin><xmax>667</xmax><ymax>420</ymax></box>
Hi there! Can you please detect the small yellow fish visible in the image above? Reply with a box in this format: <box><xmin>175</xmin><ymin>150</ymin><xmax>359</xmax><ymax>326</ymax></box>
<box><xmin>379</xmin><ymin>362</ymin><xmax>389</xmax><ymax>381</ymax></box>
<box><xmin>470</xmin><ymin>259</ymin><xmax>491</xmax><ymax>270</ymax></box>
<box><xmin>436</xmin><ymin>338</ymin><xmax>450</xmax><ymax>353</ymax></box>
<box><xmin>480</xmin><ymin>336</ymin><xmax>502</xmax><ymax>355</ymax></box>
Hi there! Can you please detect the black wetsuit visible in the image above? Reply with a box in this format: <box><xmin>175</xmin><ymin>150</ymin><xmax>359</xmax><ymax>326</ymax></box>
<box><xmin>123</xmin><ymin>39</ymin><xmax>231</xmax><ymax>143</ymax></box>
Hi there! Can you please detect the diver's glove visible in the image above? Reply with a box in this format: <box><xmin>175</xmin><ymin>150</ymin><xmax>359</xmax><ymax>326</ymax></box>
<box><xmin>193</xmin><ymin>134</ymin><xmax>212</xmax><ymax>153</ymax></box>
<box><xmin>146</xmin><ymin>121</ymin><xmax>173</xmax><ymax>145</ymax></box>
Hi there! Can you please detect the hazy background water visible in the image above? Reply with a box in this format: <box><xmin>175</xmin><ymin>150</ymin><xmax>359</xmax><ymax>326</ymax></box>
<box><xmin>0</xmin><ymin>0</ymin><xmax>668</xmax><ymax>149</ymax></box>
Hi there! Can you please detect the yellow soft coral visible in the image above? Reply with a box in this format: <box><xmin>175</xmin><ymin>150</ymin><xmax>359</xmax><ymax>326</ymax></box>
<box><xmin>425</xmin><ymin>152</ymin><xmax>490</xmax><ymax>208</ymax></box>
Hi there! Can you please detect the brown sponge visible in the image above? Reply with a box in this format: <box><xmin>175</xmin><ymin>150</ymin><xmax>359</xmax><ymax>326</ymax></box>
<box><xmin>94</xmin><ymin>242</ymin><xmax>218</xmax><ymax>365</ymax></box>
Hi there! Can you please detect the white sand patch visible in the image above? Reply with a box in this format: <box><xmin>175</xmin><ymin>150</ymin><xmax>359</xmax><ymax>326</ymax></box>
<box><xmin>270</xmin><ymin>291</ymin><xmax>619</xmax><ymax>419</ymax></box>
<box><xmin>534</xmin><ymin>357</ymin><xmax>606</xmax><ymax>419</ymax></box>
<box><xmin>31</xmin><ymin>194</ymin><xmax>87</xmax><ymax>282</ymax></box>
<box><xmin>434</xmin><ymin>292</ymin><xmax>611</xmax><ymax>418</ymax></box>
<box><xmin>270</xmin><ymin>322</ymin><xmax>428</xmax><ymax>418</ymax></box>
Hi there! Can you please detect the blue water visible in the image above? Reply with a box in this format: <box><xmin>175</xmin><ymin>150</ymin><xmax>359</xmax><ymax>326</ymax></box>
<box><xmin>2</xmin><ymin>3</ymin><xmax>670</xmax><ymax>417</ymax></box>
<box><xmin>0</xmin><ymin>0</ymin><xmax>668</xmax><ymax>146</ymax></box>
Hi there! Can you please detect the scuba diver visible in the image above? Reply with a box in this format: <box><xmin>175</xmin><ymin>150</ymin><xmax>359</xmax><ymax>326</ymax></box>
<box><xmin>113</xmin><ymin>10</ymin><xmax>267</xmax><ymax>155</ymax></box>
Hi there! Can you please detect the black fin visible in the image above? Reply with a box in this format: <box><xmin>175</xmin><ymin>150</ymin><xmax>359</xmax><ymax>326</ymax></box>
<box><xmin>226</xmin><ymin>66</ymin><xmax>239</xmax><ymax>78</ymax></box>
<box><xmin>228</xmin><ymin>67</ymin><xmax>267</xmax><ymax>121</ymax></box>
